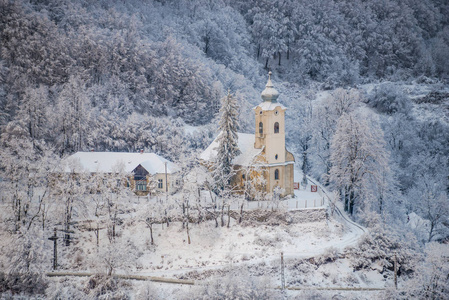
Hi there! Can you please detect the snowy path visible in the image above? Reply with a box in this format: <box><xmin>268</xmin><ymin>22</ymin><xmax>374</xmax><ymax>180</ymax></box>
<box><xmin>306</xmin><ymin>175</ymin><xmax>366</xmax><ymax>234</ymax></box>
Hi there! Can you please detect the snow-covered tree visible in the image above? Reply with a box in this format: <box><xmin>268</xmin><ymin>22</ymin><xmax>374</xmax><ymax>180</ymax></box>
<box><xmin>1</xmin><ymin>227</ymin><xmax>49</xmax><ymax>295</ymax></box>
<box><xmin>53</xmin><ymin>75</ymin><xmax>91</xmax><ymax>156</ymax></box>
<box><xmin>329</xmin><ymin>111</ymin><xmax>390</xmax><ymax>216</ymax></box>
<box><xmin>212</xmin><ymin>91</ymin><xmax>240</xmax><ymax>193</ymax></box>
<box><xmin>310</xmin><ymin>88</ymin><xmax>361</xmax><ymax>182</ymax></box>
<box><xmin>408</xmin><ymin>177</ymin><xmax>449</xmax><ymax>242</ymax></box>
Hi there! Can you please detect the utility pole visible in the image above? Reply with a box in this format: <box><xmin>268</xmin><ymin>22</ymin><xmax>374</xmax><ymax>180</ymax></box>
<box><xmin>281</xmin><ymin>252</ymin><xmax>285</xmax><ymax>290</ymax></box>
<box><xmin>48</xmin><ymin>228</ymin><xmax>58</xmax><ymax>270</ymax></box>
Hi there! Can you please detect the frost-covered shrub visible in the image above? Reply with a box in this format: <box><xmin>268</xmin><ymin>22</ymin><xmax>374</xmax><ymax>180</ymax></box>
<box><xmin>83</xmin><ymin>275</ymin><xmax>130</xmax><ymax>300</ymax></box>
<box><xmin>71</xmin><ymin>249</ymin><xmax>85</xmax><ymax>268</ymax></box>
<box><xmin>254</xmin><ymin>232</ymin><xmax>283</xmax><ymax>247</ymax></box>
<box><xmin>414</xmin><ymin>91</ymin><xmax>449</xmax><ymax>104</ymax></box>
<box><xmin>0</xmin><ymin>228</ymin><xmax>49</xmax><ymax>295</ymax></box>
<box><xmin>289</xmin><ymin>260</ymin><xmax>316</xmax><ymax>275</ymax></box>
<box><xmin>46</xmin><ymin>279</ymin><xmax>86</xmax><ymax>300</ymax></box>
<box><xmin>0</xmin><ymin>271</ymin><xmax>48</xmax><ymax>296</ymax></box>
<box><xmin>294</xmin><ymin>290</ymin><xmax>328</xmax><ymax>300</ymax></box>
<box><xmin>346</xmin><ymin>221</ymin><xmax>420</xmax><ymax>275</ymax></box>
<box><xmin>366</xmin><ymin>83</ymin><xmax>412</xmax><ymax>115</ymax></box>
<box><xmin>387</xmin><ymin>243</ymin><xmax>449</xmax><ymax>300</ymax></box>
<box><xmin>135</xmin><ymin>282</ymin><xmax>162</xmax><ymax>300</ymax></box>
<box><xmin>186</xmin><ymin>269</ymin><xmax>278</xmax><ymax>300</ymax></box>
<box><xmin>316</xmin><ymin>246</ymin><xmax>339</xmax><ymax>265</ymax></box>
<box><xmin>344</xmin><ymin>273</ymin><xmax>359</xmax><ymax>285</ymax></box>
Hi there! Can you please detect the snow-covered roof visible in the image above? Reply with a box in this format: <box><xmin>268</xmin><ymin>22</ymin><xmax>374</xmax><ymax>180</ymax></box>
<box><xmin>253</xmin><ymin>101</ymin><xmax>287</xmax><ymax>111</ymax></box>
<box><xmin>199</xmin><ymin>133</ymin><xmax>262</xmax><ymax>167</ymax></box>
<box><xmin>63</xmin><ymin>152</ymin><xmax>177</xmax><ymax>174</ymax></box>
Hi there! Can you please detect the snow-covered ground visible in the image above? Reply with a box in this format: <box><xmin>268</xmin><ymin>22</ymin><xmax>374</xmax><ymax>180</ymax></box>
<box><xmin>57</xmin><ymin>168</ymin><xmax>365</xmax><ymax>283</ymax></box>
<box><xmin>0</xmin><ymin>167</ymin><xmax>379</xmax><ymax>298</ymax></box>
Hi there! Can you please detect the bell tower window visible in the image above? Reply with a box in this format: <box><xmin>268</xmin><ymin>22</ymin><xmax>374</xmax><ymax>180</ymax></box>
<box><xmin>259</xmin><ymin>122</ymin><xmax>263</xmax><ymax>135</ymax></box>
<box><xmin>274</xmin><ymin>122</ymin><xmax>279</xmax><ymax>133</ymax></box>
<box><xmin>275</xmin><ymin>169</ymin><xmax>279</xmax><ymax>180</ymax></box>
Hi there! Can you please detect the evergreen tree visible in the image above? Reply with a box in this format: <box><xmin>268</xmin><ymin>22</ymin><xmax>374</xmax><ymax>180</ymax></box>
<box><xmin>212</xmin><ymin>91</ymin><xmax>240</xmax><ymax>193</ymax></box>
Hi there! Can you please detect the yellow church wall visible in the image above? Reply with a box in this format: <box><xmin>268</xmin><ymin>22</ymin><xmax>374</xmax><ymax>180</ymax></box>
<box><xmin>264</xmin><ymin>163</ymin><xmax>294</xmax><ymax>197</ymax></box>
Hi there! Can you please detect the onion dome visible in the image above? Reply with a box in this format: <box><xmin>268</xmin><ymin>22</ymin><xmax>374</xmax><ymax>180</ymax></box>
<box><xmin>261</xmin><ymin>71</ymin><xmax>279</xmax><ymax>102</ymax></box>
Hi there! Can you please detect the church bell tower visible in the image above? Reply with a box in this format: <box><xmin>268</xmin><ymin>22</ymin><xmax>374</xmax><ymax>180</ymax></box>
<box><xmin>254</xmin><ymin>72</ymin><xmax>287</xmax><ymax>165</ymax></box>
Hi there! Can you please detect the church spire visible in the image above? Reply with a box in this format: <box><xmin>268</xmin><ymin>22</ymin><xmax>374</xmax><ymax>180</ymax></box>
<box><xmin>261</xmin><ymin>71</ymin><xmax>279</xmax><ymax>103</ymax></box>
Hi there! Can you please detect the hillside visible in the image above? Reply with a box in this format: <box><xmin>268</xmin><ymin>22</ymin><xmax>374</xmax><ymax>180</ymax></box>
<box><xmin>1</xmin><ymin>0</ymin><xmax>449</xmax><ymax>299</ymax></box>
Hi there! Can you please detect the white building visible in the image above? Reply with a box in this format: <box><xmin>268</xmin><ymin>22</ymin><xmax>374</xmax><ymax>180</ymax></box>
<box><xmin>64</xmin><ymin>151</ymin><xmax>179</xmax><ymax>195</ymax></box>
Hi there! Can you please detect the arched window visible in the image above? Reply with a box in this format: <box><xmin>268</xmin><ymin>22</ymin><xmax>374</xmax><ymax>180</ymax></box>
<box><xmin>274</xmin><ymin>122</ymin><xmax>279</xmax><ymax>133</ymax></box>
<box><xmin>274</xmin><ymin>169</ymin><xmax>279</xmax><ymax>180</ymax></box>
<box><xmin>259</xmin><ymin>122</ymin><xmax>263</xmax><ymax>135</ymax></box>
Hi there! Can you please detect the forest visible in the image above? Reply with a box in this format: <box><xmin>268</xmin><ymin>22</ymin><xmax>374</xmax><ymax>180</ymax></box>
<box><xmin>0</xmin><ymin>0</ymin><xmax>448</xmax><ymax>298</ymax></box>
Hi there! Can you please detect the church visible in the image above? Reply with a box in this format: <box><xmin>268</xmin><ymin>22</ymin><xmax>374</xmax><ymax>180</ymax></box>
<box><xmin>200</xmin><ymin>72</ymin><xmax>295</xmax><ymax>197</ymax></box>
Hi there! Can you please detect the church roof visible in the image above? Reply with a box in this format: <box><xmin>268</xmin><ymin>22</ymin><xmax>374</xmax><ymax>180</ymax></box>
<box><xmin>254</xmin><ymin>101</ymin><xmax>287</xmax><ymax>111</ymax></box>
<box><xmin>63</xmin><ymin>152</ymin><xmax>178</xmax><ymax>174</ymax></box>
<box><xmin>199</xmin><ymin>132</ymin><xmax>262</xmax><ymax>167</ymax></box>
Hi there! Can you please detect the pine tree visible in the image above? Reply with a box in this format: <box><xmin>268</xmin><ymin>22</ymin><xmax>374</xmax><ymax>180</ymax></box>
<box><xmin>213</xmin><ymin>91</ymin><xmax>240</xmax><ymax>193</ymax></box>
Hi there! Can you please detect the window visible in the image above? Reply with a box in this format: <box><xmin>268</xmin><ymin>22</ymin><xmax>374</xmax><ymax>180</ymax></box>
<box><xmin>275</xmin><ymin>110</ymin><xmax>279</xmax><ymax>116</ymax></box>
<box><xmin>274</xmin><ymin>169</ymin><xmax>279</xmax><ymax>180</ymax></box>
<box><xmin>158</xmin><ymin>179</ymin><xmax>163</xmax><ymax>189</ymax></box>
<box><xmin>275</xmin><ymin>154</ymin><xmax>278</xmax><ymax>160</ymax></box>
<box><xmin>259</xmin><ymin>122</ymin><xmax>263</xmax><ymax>135</ymax></box>
<box><xmin>136</xmin><ymin>180</ymin><xmax>147</xmax><ymax>191</ymax></box>
<box><xmin>274</xmin><ymin>122</ymin><xmax>279</xmax><ymax>133</ymax></box>
<box><xmin>242</xmin><ymin>174</ymin><xmax>246</xmax><ymax>180</ymax></box>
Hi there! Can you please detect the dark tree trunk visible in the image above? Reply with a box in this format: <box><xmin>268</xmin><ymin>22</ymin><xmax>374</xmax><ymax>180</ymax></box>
<box><xmin>96</xmin><ymin>223</ymin><xmax>99</xmax><ymax>250</ymax></box>
<box><xmin>186</xmin><ymin>221</ymin><xmax>191</xmax><ymax>244</ymax></box>
<box><xmin>349</xmin><ymin>189</ymin><xmax>355</xmax><ymax>216</ymax></box>
<box><xmin>221</xmin><ymin>203</ymin><xmax>224</xmax><ymax>227</ymax></box>
<box><xmin>182</xmin><ymin>202</ymin><xmax>185</xmax><ymax>229</ymax></box>
<box><xmin>227</xmin><ymin>205</ymin><xmax>230</xmax><ymax>228</ymax></box>
<box><xmin>239</xmin><ymin>203</ymin><xmax>244</xmax><ymax>224</ymax></box>
<box><xmin>165</xmin><ymin>209</ymin><xmax>169</xmax><ymax>227</ymax></box>
<box><xmin>344</xmin><ymin>186</ymin><xmax>349</xmax><ymax>212</ymax></box>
